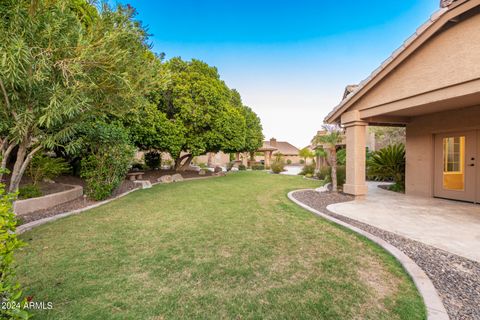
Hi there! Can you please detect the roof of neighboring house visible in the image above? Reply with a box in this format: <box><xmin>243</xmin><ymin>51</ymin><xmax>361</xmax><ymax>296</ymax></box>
<box><xmin>262</xmin><ymin>140</ymin><xmax>300</xmax><ymax>155</ymax></box>
<box><xmin>325</xmin><ymin>0</ymin><xmax>474</xmax><ymax>123</ymax></box>
<box><xmin>257</xmin><ymin>143</ymin><xmax>277</xmax><ymax>152</ymax></box>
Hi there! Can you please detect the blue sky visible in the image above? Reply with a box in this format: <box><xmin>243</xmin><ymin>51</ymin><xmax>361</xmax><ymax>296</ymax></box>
<box><xmin>116</xmin><ymin>1</ymin><xmax>438</xmax><ymax>147</ymax></box>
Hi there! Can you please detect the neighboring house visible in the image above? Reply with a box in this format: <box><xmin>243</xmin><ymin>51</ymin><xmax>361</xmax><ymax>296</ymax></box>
<box><xmin>325</xmin><ymin>0</ymin><xmax>480</xmax><ymax>203</ymax></box>
<box><xmin>256</xmin><ymin>138</ymin><xmax>301</xmax><ymax>164</ymax></box>
<box><xmin>193</xmin><ymin>152</ymin><xmax>230</xmax><ymax>167</ymax></box>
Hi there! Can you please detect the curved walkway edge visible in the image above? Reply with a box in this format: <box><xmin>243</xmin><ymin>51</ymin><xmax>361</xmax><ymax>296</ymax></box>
<box><xmin>287</xmin><ymin>189</ymin><xmax>449</xmax><ymax>320</ymax></box>
<box><xmin>16</xmin><ymin>175</ymin><xmax>222</xmax><ymax>235</ymax></box>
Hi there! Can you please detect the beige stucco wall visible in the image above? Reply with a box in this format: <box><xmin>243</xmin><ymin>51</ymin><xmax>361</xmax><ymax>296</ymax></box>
<box><xmin>406</xmin><ymin>105</ymin><xmax>480</xmax><ymax>197</ymax></box>
<box><xmin>353</xmin><ymin>13</ymin><xmax>480</xmax><ymax>112</ymax></box>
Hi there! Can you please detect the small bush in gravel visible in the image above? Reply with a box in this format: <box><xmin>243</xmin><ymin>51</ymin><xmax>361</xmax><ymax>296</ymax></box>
<box><xmin>300</xmin><ymin>164</ymin><xmax>315</xmax><ymax>176</ymax></box>
<box><xmin>368</xmin><ymin>144</ymin><xmax>405</xmax><ymax>190</ymax></box>
<box><xmin>271</xmin><ymin>154</ymin><xmax>285</xmax><ymax>174</ymax></box>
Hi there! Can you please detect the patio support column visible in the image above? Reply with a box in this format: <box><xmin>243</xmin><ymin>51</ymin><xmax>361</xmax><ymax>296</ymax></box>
<box><xmin>342</xmin><ymin>110</ymin><xmax>368</xmax><ymax>196</ymax></box>
<box><xmin>265</xmin><ymin>151</ymin><xmax>271</xmax><ymax>168</ymax></box>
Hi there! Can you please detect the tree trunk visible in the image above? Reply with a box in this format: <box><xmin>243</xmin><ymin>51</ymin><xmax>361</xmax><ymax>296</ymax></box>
<box><xmin>177</xmin><ymin>154</ymin><xmax>193</xmax><ymax>172</ymax></box>
<box><xmin>9</xmin><ymin>140</ymin><xmax>27</xmax><ymax>192</ymax></box>
<box><xmin>9</xmin><ymin>143</ymin><xmax>41</xmax><ymax>192</ymax></box>
<box><xmin>330</xmin><ymin>148</ymin><xmax>338</xmax><ymax>192</ymax></box>
<box><xmin>0</xmin><ymin>142</ymin><xmax>15</xmax><ymax>182</ymax></box>
<box><xmin>250</xmin><ymin>152</ymin><xmax>255</xmax><ymax>161</ymax></box>
<box><xmin>174</xmin><ymin>154</ymin><xmax>188</xmax><ymax>170</ymax></box>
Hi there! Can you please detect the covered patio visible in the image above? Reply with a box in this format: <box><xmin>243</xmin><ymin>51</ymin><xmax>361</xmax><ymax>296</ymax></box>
<box><xmin>325</xmin><ymin>0</ymin><xmax>480</xmax><ymax>203</ymax></box>
<box><xmin>327</xmin><ymin>182</ymin><xmax>480</xmax><ymax>262</ymax></box>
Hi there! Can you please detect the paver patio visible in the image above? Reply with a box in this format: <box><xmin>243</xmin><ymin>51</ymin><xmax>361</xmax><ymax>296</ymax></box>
<box><xmin>327</xmin><ymin>182</ymin><xmax>480</xmax><ymax>262</ymax></box>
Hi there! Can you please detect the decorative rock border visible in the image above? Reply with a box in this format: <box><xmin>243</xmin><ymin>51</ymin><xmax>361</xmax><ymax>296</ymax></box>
<box><xmin>287</xmin><ymin>189</ymin><xmax>449</xmax><ymax>320</ymax></box>
<box><xmin>14</xmin><ymin>184</ymin><xmax>83</xmax><ymax>215</ymax></box>
<box><xmin>17</xmin><ymin>175</ymin><xmax>222</xmax><ymax>234</ymax></box>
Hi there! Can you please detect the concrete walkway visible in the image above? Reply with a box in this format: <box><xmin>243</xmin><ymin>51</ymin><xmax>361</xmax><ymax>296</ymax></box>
<box><xmin>327</xmin><ymin>182</ymin><xmax>480</xmax><ymax>262</ymax></box>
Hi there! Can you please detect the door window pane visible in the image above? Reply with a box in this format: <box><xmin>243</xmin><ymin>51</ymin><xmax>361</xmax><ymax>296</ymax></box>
<box><xmin>443</xmin><ymin>136</ymin><xmax>465</xmax><ymax>190</ymax></box>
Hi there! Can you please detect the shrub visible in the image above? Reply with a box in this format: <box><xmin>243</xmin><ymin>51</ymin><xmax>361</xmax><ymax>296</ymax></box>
<box><xmin>79</xmin><ymin>123</ymin><xmax>135</xmax><ymax>201</ymax></box>
<box><xmin>198</xmin><ymin>163</ymin><xmax>208</xmax><ymax>169</ymax></box>
<box><xmin>316</xmin><ymin>166</ymin><xmax>330</xmax><ymax>180</ymax></box>
<box><xmin>238</xmin><ymin>164</ymin><xmax>246</xmax><ymax>171</ymax></box>
<box><xmin>300</xmin><ymin>164</ymin><xmax>315</xmax><ymax>176</ymax></box>
<box><xmin>0</xmin><ymin>170</ymin><xmax>30</xmax><ymax>320</ymax></box>
<box><xmin>81</xmin><ymin>143</ymin><xmax>135</xmax><ymax>200</ymax></box>
<box><xmin>299</xmin><ymin>159</ymin><xmax>305</xmax><ymax>164</ymax></box>
<box><xmin>271</xmin><ymin>154</ymin><xmax>285</xmax><ymax>174</ymax></box>
<box><xmin>27</xmin><ymin>154</ymin><xmax>70</xmax><ymax>185</ymax></box>
<box><xmin>252</xmin><ymin>164</ymin><xmax>265</xmax><ymax>170</ymax></box>
<box><xmin>18</xmin><ymin>184</ymin><xmax>42</xmax><ymax>200</ymax></box>
<box><xmin>286</xmin><ymin>159</ymin><xmax>292</xmax><ymax>165</ymax></box>
<box><xmin>144</xmin><ymin>151</ymin><xmax>161</xmax><ymax>169</ymax></box>
<box><xmin>131</xmin><ymin>162</ymin><xmax>146</xmax><ymax>171</ymax></box>
<box><xmin>324</xmin><ymin>165</ymin><xmax>346</xmax><ymax>188</ymax></box>
<box><xmin>368</xmin><ymin>144</ymin><xmax>405</xmax><ymax>190</ymax></box>
<box><xmin>337</xmin><ymin>148</ymin><xmax>346</xmax><ymax>166</ymax></box>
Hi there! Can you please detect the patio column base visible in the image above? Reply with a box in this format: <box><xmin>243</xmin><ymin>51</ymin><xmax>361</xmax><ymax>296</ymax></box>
<box><xmin>343</xmin><ymin>183</ymin><xmax>368</xmax><ymax>196</ymax></box>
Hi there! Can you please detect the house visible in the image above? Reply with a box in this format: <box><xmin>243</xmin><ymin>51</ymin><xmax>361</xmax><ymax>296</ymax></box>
<box><xmin>325</xmin><ymin>0</ymin><xmax>480</xmax><ymax>202</ymax></box>
<box><xmin>256</xmin><ymin>138</ymin><xmax>301</xmax><ymax>164</ymax></box>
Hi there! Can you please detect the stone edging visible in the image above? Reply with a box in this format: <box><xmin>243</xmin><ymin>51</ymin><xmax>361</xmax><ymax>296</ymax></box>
<box><xmin>16</xmin><ymin>175</ymin><xmax>222</xmax><ymax>234</ymax></box>
<box><xmin>287</xmin><ymin>189</ymin><xmax>449</xmax><ymax>320</ymax></box>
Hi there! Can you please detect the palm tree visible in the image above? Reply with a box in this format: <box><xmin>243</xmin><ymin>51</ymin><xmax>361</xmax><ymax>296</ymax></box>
<box><xmin>312</xmin><ymin>124</ymin><xmax>344</xmax><ymax>192</ymax></box>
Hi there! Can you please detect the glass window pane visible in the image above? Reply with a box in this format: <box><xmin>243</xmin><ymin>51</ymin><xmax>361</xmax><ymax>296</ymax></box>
<box><xmin>442</xmin><ymin>136</ymin><xmax>465</xmax><ymax>191</ymax></box>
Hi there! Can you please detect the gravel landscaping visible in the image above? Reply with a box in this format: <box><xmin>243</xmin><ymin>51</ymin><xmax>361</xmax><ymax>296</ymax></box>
<box><xmin>292</xmin><ymin>189</ymin><xmax>480</xmax><ymax>320</ymax></box>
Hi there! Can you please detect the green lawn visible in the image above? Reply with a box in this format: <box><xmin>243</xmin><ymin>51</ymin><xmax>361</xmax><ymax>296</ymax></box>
<box><xmin>16</xmin><ymin>172</ymin><xmax>425</xmax><ymax>319</ymax></box>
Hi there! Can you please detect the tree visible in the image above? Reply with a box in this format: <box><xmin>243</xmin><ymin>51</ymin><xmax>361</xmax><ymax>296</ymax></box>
<box><xmin>299</xmin><ymin>147</ymin><xmax>315</xmax><ymax>164</ymax></box>
<box><xmin>368</xmin><ymin>126</ymin><xmax>406</xmax><ymax>150</ymax></box>
<box><xmin>243</xmin><ymin>106</ymin><xmax>264</xmax><ymax>160</ymax></box>
<box><xmin>312</xmin><ymin>125</ymin><xmax>344</xmax><ymax>192</ymax></box>
<box><xmin>158</xmin><ymin>58</ymin><xmax>250</xmax><ymax>171</ymax></box>
<box><xmin>0</xmin><ymin>0</ymin><xmax>156</xmax><ymax>191</ymax></box>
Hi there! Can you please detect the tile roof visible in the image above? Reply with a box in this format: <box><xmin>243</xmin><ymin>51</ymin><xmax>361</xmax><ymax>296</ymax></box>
<box><xmin>262</xmin><ymin>140</ymin><xmax>300</xmax><ymax>155</ymax></box>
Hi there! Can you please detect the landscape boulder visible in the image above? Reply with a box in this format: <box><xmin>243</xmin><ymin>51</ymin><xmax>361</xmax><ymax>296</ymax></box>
<box><xmin>172</xmin><ymin>173</ymin><xmax>184</xmax><ymax>182</ymax></box>
<box><xmin>158</xmin><ymin>175</ymin><xmax>173</xmax><ymax>183</ymax></box>
<box><xmin>315</xmin><ymin>183</ymin><xmax>332</xmax><ymax>193</ymax></box>
<box><xmin>198</xmin><ymin>169</ymin><xmax>206</xmax><ymax>176</ymax></box>
<box><xmin>134</xmin><ymin>180</ymin><xmax>152</xmax><ymax>189</ymax></box>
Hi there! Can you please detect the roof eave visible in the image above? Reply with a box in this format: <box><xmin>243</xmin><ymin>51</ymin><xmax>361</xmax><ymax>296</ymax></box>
<box><xmin>324</xmin><ymin>0</ymin><xmax>479</xmax><ymax>124</ymax></box>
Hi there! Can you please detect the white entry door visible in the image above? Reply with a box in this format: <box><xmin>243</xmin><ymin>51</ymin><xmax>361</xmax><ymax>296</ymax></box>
<box><xmin>434</xmin><ymin>131</ymin><xmax>477</xmax><ymax>202</ymax></box>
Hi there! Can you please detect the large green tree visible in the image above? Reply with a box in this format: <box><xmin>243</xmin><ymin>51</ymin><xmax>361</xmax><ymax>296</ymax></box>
<box><xmin>158</xmin><ymin>58</ymin><xmax>249</xmax><ymax>171</ymax></box>
<box><xmin>0</xmin><ymin>0</ymin><xmax>155</xmax><ymax>191</ymax></box>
